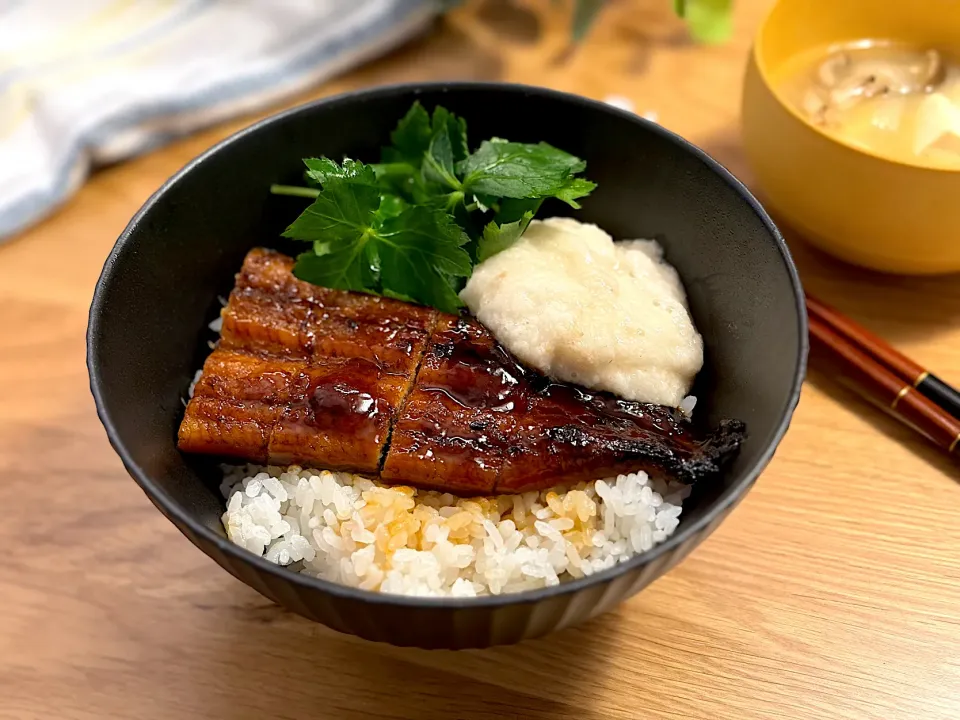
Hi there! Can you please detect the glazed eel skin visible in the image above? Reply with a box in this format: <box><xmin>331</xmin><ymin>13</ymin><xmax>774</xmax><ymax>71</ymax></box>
<box><xmin>178</xmin><ymin>248</ymin><xmax>746</xmax><ymax>495</ymax></box>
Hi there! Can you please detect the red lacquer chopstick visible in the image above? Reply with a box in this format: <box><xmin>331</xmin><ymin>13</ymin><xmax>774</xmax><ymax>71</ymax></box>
<box><xmin>807</xmin><ymin>294</ymin><xmax>960</xmax><ymax>421</ymax></box>
<box><xmin>806</xmin><ymin>298</ymin><xmax>960</xmax><ymax>456</ymax></box>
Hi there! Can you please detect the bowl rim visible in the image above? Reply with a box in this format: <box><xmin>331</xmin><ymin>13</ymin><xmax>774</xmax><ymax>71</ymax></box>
<box><xmin>87</xmin><ymin>80</ymin><xmax>809</xmax><ymax>610</ymax></box>
<box><xmin>752</xmin><ymin>17</ymin><xmax>960</xmax><ymax>174</ymax></box>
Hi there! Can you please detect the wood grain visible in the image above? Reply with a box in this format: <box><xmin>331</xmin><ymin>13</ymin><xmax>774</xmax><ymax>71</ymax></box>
<box><xmin>1</xmin><ymin>1</ymin><xmax>959</xmax><ymax>718</ymax></box>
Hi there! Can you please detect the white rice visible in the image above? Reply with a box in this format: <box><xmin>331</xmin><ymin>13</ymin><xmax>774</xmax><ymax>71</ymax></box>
<box><xmin>220</xmin><ymin>465</ymin><xmax>690</xmax><ymax>598</ymax></box>
<box><xmin>186</xmin><ymin>369</ymin><xmax>204</xmax><ymax>399</ymax></box>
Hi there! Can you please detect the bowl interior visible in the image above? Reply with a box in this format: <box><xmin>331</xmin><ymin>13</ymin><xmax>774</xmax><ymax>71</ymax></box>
<box><xmin>89</xmin><ymin>84</ymin><xmax>806</xmax><ymax>602</ymax></box>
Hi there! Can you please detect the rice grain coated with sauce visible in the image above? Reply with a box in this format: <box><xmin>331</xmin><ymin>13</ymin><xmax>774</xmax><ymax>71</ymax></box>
<box><xmin>460</xmin><ymin>217</ymin><xmax>704</xmax><ymax>407</ymax></box>
<box><xmin>221</xmin><ymin>465</ymin><xmax>689</xmax><ymax>597</ymax></box>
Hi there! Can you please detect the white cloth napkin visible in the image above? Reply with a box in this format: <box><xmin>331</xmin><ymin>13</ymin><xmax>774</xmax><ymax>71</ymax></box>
<box><xmin>0</xmin><ymin>0</ymin><xmax>439</xmax><ymax>240</ymax></box>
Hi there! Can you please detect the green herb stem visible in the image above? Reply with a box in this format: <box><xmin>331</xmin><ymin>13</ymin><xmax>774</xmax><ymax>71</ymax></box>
<box><xmin>270</xmin><ymin>184</ymin><xmax>321</xmax><ymax>198</ymax></box>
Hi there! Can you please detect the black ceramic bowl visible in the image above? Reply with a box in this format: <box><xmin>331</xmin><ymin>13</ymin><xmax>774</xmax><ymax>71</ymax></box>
<box><xmin>88</xmin><ymin>82</ymin><xmax>807</xmax><ymax>649</ymax></box>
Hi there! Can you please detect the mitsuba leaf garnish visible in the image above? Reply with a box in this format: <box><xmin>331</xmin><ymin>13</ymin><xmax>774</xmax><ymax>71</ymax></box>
<box><xmin>273</xmin><ymin>101</ymin><xmax>596</xmax><ymax>313</ymax></box>
<box><xmin>477</xmin><ymin>214</ymin><xmax>534</xmax><ymax>264</ymax></box>
<box><xmin>281</xmin><ymin>160</ymin><xmax>471</xmax><ymax>314</ymax></box>
<box><xmin>423</xmin><ymin>106</ymin><xmax>469</xmax><ymax>186</ymax></box>
<box><xmin>457</xmin><ymin>139</ymin><xmax>595</xmax><ymax>204</ymax></box>
<box><xmin>303</xmin><ymin>157</ymin><xmax>369</xmax><ymax>184</ymax></box>
<box><xmin>381</xmin><ymin>102</ymin><xmax>432</xmax><ymax>166</ymax></box>
<box><xmin>377</xmin><ymin>206</ymin><xmax>472</xmax><ymax>313</ymax></box>
<box><xmin>476</xmin><ymin>197</ymin><xmax>542</xmax><ymax>263</ymax></box>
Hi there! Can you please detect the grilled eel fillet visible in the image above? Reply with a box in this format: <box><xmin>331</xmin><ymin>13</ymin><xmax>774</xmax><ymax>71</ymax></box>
<box><xmin>178</xmin><ymin>248</ymin><xmax>746</xmax><ymax>494</ymax></box>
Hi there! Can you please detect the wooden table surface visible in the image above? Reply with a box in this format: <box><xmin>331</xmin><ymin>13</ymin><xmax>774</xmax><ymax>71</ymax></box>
<box><xmin>2</xmin><ymin>1</ymin><xmax>958</xmax><ymax>718</ymax></box>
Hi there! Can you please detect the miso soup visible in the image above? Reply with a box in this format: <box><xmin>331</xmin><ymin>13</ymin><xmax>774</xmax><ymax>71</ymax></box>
<box><xmin>775</xmin><ymin>41</ymin><xmax>960</xmax><ymax>170</ymax></box>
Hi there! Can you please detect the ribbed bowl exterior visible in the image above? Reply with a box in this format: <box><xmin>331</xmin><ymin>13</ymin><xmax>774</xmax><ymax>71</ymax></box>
<box><xmin>88</xmin><ymin>83</ymin><xmax>807</xmax><ymax>650</ymax></box>
<box><xmin>147</xmin><ymin>480</ymin><xmax>749</xmax><ymax>648</ymax></box>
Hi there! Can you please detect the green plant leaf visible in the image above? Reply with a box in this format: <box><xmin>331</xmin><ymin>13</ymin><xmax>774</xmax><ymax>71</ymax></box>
<box><xmin>476</xmin><ymin>213</ymin><xmax>532</xmax><ymax>263</ymax></box>
<box><xmin>377</xmin><ymin>205</ymin><xmax>472</xmax><ymax>313</ymax></box>
<box><xmin>475</xmin><ymin>197</ymin><xmax>542</xmax><ymax>262</ymax></box>
<box><xmin>553</xmin><ymin>177</ymin><xmax>597</xmax><ymax>208</ymax></box>
<box><xmin>281</xmin><ymin>171</ymin><xmax>380</xmax><ymax>246</ymax></box>
<box><xmin>381</xmin><ymin>101</ymin><xmax>432</xmax><ymax>165</ymax></box>
<box><xmin>572</xmin><ymin>0</ymin><xmax>606</xmax><ymax>41</ymax></box>
<box><xmin>303</xmin><ymin>157</ymin><xmax>371</xmax><ymax>185</ymax></box>
<box><xmin>570</xmin><ymin>0</ymin><xmax>732</xmax><ymax>44</ymax></box>
<box><xmin>684</xmin><ymin>0</ymin><xmax>733</xmax><ymax>43</ymax></box>
<box><xmin>293</xmin><ymin>237</ymin><xmax>379</xmax><ymax>294</ymax></box>
<box><xmin>458</xmin><ymin>140</ymin><xmax>589</xmax><ymax>199</ymax></box>
<box><xmin>377</xmin><ymin>193</ymin><xmax>408</xmax><ymax>219</ymax></box>
<box><xmin>430</xmin><ymin>105</ymin><xmax>469</xmax><ymax>166</ymax></box>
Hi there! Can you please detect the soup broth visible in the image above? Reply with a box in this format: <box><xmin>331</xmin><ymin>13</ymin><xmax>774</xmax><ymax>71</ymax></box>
<box><xmin>776</xmin><ymin>41</ymin><xmax>960</xmax><ymax>170</ymax></box>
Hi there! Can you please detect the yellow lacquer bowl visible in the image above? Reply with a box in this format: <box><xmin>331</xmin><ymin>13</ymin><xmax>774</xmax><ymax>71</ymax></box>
<box><xmin>742</xmin><ymin>0</ymin><xmax>960</xmax><ymax>274</ymax></box>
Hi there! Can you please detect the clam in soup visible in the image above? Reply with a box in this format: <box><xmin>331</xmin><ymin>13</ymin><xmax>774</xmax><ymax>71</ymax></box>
<box><xmin>776</xmin><ymin>41</ymin><xmax>960</xmax><ymax>170</ymax></box>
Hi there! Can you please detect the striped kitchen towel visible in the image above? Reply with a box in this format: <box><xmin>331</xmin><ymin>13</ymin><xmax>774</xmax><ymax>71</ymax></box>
<box><xmin>0</xmin><ymin>0</ymin><xmax>442</xmax><ymax>241</ymax></box>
